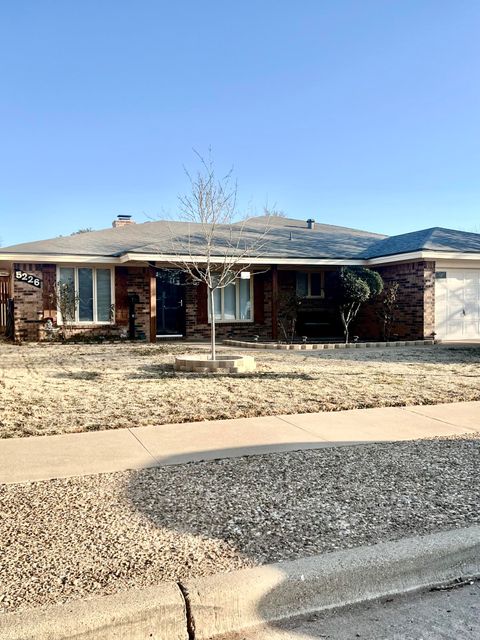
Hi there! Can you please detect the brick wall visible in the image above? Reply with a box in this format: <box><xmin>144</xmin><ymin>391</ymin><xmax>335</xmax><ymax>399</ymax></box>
<box><xmin>355</xmin><ymin>261</ymin><xmax>436</xmax><ymax>340</ymax></box>
<box><xmin>126</xmin><ymin>267</ymin><xmax>151</xmax><ymax>341</ymax></box>
<box><xmin>272</xmin><ymin>265</ymin><xmax>435</xmax><ymax>342</ymax></box>
<box><xmin>12</xmin><ymin>263</ymin><xmax>152</xmax><ymax>342</ymax></box>
<box><xmin>423</xmin><ymin>262</ymin><xmax>436</xmax><ymax>337</ymax></box>
<box><xmin>13</xmin><ymin>264</ymin><xmax>45</xmax><ymax>341</ymax></box>
<box><xmin>11</xmin><ymin>260</ymin><xmax>436</xmax><ymax>343</ymax></box>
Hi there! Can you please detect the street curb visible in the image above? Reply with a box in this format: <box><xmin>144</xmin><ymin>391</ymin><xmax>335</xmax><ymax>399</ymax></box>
<box><xmin>185</xmin><ymin>525</ymin><xmax>480</xmax><ymax>639</ymax></box>
<box><xmin>0</xmin><ymin>582</ymin><xmax>188</xmax><ymax>640</ymax></box>
<box><xmin>1</xmin><ymin>527</ymin><xmax>479</xmax><ymax>640</ymax></box>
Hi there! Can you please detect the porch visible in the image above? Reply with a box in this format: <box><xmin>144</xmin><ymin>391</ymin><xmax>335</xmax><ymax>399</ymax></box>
<box><xmin>153</xmin><ymin>266</ymin><xmax>345</xmax><ymax>343</ymax></box>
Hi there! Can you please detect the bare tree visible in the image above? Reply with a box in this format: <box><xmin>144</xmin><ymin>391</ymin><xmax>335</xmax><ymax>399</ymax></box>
<box><xmin>376</xmin><ymin>281</ymin><xmax>399</xmax><ymax>341</ymax></box>
<box><xmin>168</xmin><ymin>152</ymin><xmax>271</xmax><ymax>360</ymax></box>
<box><xmin>45</xmin><ymin>280</ymin><xmax>78</xmax><ymax>340</ymax></box>
<box><xmin>278</xmin><ymin>291</ymin><xmax>302</xmax><ymax>344</ymax></box>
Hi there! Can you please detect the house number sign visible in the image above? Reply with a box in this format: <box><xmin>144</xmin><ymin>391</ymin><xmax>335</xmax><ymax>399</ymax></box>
<box><xmin>15</xmin><ymin>270</ymin><xmax>42</xmax><ymax>288</ymax></box>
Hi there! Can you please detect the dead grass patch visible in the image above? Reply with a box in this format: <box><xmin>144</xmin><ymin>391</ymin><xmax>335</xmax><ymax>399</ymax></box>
<box><xmin>0</xmin><ymin>342</ymin><xmax>479</xmax><ymax>438</ymax></box>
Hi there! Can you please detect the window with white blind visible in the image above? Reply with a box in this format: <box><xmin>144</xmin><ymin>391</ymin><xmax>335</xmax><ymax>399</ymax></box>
<box><xmin>208</xmin><ymin>277</ymin><xmax>253</xmax><ymax>322</ymax></box>
<box><xmin>58</xmin><ymin>267</ymin><xmax>114</xmax><ymax>323</ymax></box>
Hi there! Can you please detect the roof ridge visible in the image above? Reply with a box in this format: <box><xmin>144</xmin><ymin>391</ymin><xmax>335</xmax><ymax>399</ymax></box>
<box><xmin>241</xmin><ymin>215</ymin><xmax>386</xmax><ymax>237</ymax></box>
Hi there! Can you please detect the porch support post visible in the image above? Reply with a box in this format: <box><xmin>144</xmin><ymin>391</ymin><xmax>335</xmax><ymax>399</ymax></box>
<box><xmin>271</xmin><ymin>264</ymin><xmax>278</xmax><ymax>340</ymax></box>
<box><xmin>149</xmin><ymin>266</ymin><xmax>157</xmax><ymax>343</ymax></box>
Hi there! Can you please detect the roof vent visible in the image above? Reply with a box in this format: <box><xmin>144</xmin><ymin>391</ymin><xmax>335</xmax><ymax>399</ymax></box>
<box><xmin>113</xmin><ymin>214</ymin><xmax>135</xmax><ymax>228</ymax></box>
<box><xmin>306</xmin><ymin>218</ymin><xmax>315</xmax><ymax>230</ymax></box>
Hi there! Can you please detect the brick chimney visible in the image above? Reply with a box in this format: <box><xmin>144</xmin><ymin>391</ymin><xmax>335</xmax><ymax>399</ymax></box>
<box><xmin>113</xmin><ymin>214</ymin><xmax>135</xmax><ymax>228</ymax></box>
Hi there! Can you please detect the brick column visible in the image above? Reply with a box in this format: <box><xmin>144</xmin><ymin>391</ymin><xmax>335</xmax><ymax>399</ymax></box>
<box><xmin>126</xmin><ymin>267</ymin><xmax>151</xmax><ymax>341</ymax></box>
<box><xmin>13</xmin><ymin>263</ymin><xmax>44</xmax><ymax>341</ymax></box>
<box><xmin>423</xmin><ymin>261</ymin><xmax>435</xmax><ymax>338</ymax></box>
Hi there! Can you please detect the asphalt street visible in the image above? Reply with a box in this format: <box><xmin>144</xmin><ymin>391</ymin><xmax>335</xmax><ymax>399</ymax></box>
<box><xmin>227</xmin><ymin>579</ymin><xmax>480</xmax><ymax>640</ymax></box>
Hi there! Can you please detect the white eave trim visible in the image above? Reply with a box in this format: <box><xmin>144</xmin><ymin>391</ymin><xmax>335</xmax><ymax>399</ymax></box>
<box><xmin>121</xmin><ymin>252</ymin><xmax>366</xmax><ymax>266</ymax></box>
<box><xmin>366</xmin><ymin>251</ymin><xmax>426</xmax><ymax>265</ymax></box>
<box><xmin>0</xmin><ymin>254</ymin><xmax>123</xmax><ymax>264</ymax></box>
<box><xmin>123</xmin><ymin>250</ymin><xmax>480</xmax><ymax>266</ymax></box>
<box><xmin>420</xmin><ymin>251</ymin><xmax>480</xmax><ymax>261</ymax></box>
<box><xmin>366</xmin><ymin>250</ymin><xmax>480</xmax><ymax>265</ymax></box>
<box><xmin>1</xmin><ymin>249</ymin><xmax>480</xmax><ymax>267</ymax></box>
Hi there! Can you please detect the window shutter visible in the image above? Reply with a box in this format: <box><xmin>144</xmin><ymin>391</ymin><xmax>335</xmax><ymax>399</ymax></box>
<box><xmin>115</xmin><ymin>267</ymin><xmax>129</xmax><ymax>325</ymax></box>
<box><xmin>197</xmin><ymin>282</ymin><xmax>208</xmax><ymax>324</ymax></box>
<box><xmin>254</xmin><ymin>273</ymin><xmax>265</xmax><ymax>324</ymax></box>
<box><xmin>42</xmin><ymin>265</ymin><xmax>56</xmax><ymax>312</ymax></box>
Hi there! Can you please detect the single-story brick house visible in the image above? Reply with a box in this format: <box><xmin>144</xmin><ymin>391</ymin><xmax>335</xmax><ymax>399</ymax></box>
<box><xmin>1</xmin><ymin>214</ymin><xmax>480</xmax><ymax>342</ymax></box>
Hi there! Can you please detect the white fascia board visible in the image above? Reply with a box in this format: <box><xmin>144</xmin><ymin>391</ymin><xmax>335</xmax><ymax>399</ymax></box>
<box><xmin>365</xmin><ymin>251</ymin><xmax>426</xmax><ymax>265</ymax></box>
<box><xmin>0</xmin><ymin>254</ymin><xmax>122</xmax><ymax>264</ymax></box>
<box><xmin>3</xmin><ymin>249</ymin><xmax>480</xmax><ymax>268</ymax></box>
<box><xmin>366</xmin><ymin>251</ymin><xmax>480</xmax><ymax>266</ymax></box>
<box><xmin>121</xmin><ymin>253</ymin><xmax>366</xmax><ymax>266</ymax></box>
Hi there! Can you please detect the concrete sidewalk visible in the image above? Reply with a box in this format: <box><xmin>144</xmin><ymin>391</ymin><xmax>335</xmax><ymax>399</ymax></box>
<box><xmin>0</xmin><ymin>401</ymin><xmax>479</xmax><ymax>485</ymax></box>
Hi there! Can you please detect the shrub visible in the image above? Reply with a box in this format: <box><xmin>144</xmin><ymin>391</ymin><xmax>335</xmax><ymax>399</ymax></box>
<box><xmin>332</xmin><ymin>267</ymin><xmax>383</xmax><ymax>343</ymax></box>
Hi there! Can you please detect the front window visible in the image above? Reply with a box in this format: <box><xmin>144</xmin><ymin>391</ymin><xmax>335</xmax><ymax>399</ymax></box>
<box><xmin>296</xmin><ymin>271</ymin><xmax>325</xmax><ymax>298</ymax></box>
<box><xmin>58</xmin><ymin>267</ymin><xmax>113</xmax><ymax>323</ymax></box>
<box><xmin>209</xmin><ymin>277</ymin><xmax>252</xmax><ymax>322</ymax></box>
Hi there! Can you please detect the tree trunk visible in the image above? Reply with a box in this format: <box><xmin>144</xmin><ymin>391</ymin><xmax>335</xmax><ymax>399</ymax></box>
<box><xmin>209</xmin><ymin>287</ymin><xmax>216</xmax><ymax>360</ymax></box>
<box><xmin>340</xmin><ymin>309</ymin><xmax>349</xmax><ymax>343</ymax></box>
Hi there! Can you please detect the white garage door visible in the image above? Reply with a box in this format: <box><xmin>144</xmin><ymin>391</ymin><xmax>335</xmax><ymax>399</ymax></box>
<box><xmin>435</xmin><ymin>269</ymin><xmax>480</xmax><ymax>340</ymax></box>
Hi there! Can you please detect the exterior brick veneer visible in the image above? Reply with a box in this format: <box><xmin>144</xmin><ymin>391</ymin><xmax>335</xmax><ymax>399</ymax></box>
<box><xmin>355</xmin><ymin>261</ymin><xmax>436</xmax><ymax>340</ymax></box>
<box><xmin>11</xmin><ymin>263</ymin><xmax>152</xmax><ymax>342</ymax></box>
<box><xmin>126</xmin><ymin>267</ymin><xmax>151</xmax><ymax>341</ymax></box>
<box><xmin>9</xmin><ymin>260</ymin><xmax>435</xmax><ymax>343</ymax></box>
<box><xmin>259</xmin><ymin>264</ymin><xmax>435</xmax><ymax>342</ymax></box>
<box><xmin>12</xmin><ymin>264</ymin><xmax>45</xmax><ymax>341</ymax></box>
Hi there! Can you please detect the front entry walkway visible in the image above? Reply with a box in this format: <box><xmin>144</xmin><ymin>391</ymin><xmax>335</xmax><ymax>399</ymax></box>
<box><xmin>1</xmin><ymin>401</ymin><xmax>479</xmax><ymax>484</ymax></box>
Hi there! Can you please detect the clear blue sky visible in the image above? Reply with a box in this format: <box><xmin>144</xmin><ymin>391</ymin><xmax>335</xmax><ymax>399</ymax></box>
<box><xmin>1</xmin><ymin>1</ymin><xmax>480</xmax><ymax>246</ymax></box>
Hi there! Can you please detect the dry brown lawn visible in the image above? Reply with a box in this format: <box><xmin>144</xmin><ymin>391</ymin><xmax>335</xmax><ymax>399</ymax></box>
<box><xmin>0</xmin><ymin>341</ymin><xmax>479</xmax><ymax>438</ymax></box>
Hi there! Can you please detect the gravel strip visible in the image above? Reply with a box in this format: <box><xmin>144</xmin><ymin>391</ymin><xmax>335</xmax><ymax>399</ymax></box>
<box><xmin>1</xmin><ymin>435</ymin><xmax>479</xmax><ymax>613</ymax></box>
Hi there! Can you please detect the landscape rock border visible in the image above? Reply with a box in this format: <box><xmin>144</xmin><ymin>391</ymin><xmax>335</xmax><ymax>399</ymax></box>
<box><xmin>2</xmin><ymin>526</ymin><xmax>479</xmax><ymax>640</ymax></box>
<box><xmin>174</xmin><ymin>353</ymin><xmax>256</xmax><ymax>373</ymax></box>
<box><xmin>224</xmin><ymin>338</ymin><xmax>436</xmax><ymax>350</ymax></box>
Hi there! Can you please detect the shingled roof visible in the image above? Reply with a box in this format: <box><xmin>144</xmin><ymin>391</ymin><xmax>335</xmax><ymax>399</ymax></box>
<box><xmin>362</xmin><ymin>227</ymin><xmax>480</xmax><ymax>259</ymax></box>
<box><xmin>1</xmin><ymin>216</ymin><xmax>479</xmax><ymax>261</ymax></box>
<box><xmin>0</xmin><ymin>216</ymin><xmax>385</xmax><ymax>260</ymax></box>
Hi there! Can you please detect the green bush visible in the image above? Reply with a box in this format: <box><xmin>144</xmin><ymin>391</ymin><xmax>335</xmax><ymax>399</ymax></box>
<box><xmin>333</xmin><ymin>267</ymin><xmax>384</xmax><ymax>343</ymax></box>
